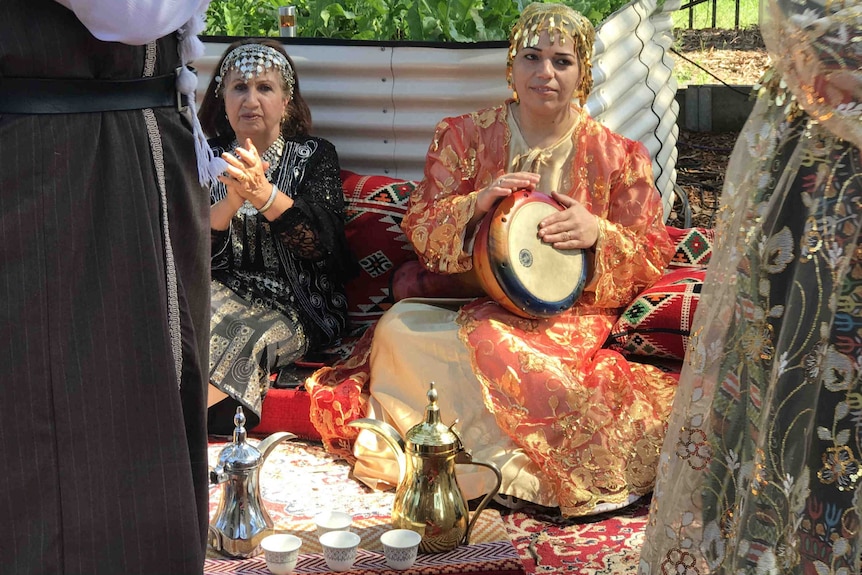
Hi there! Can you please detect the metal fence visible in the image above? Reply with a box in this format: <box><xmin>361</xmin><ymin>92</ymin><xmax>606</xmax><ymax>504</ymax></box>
<box><xmin>679</xmin><ymin>0</ymin><xmax>746</xmax><ymax>28</ymax></box>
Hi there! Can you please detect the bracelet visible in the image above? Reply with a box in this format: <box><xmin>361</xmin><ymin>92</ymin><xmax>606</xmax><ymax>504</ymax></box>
<box><xmin>258</xmin><ymin>184</ymin><xmax>279</xmax><ymax>214</ymax></box>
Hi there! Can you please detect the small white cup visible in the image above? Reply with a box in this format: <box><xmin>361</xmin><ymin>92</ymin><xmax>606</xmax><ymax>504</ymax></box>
<box><xmin>260</xmin><ymin>533</ymin><xmax>302</xmax><ymax>575</ymax></box>
<box><xmin>380</xmin><ymin>529</ymin><xmax>422</xmax><ymax>570</ymax></box>
<box><xmin>313</xmin><ymin>510</ymin><xmax>353</xmax><ymax>537</ymax></box>
<box><xmin>319</xmin><ymin>530</ymin><xmax>360</xmax><ymax>572</ymax></box>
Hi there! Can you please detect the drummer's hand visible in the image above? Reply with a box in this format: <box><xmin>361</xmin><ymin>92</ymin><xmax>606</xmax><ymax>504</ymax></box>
<box><xmin>476</xmin><ymin>172</ymin><xmax>541</xmax><ymax>213</ymax></box>
<box><xmin>218</xmin><ymin>138</ymin><xmax>273</xmax><ymax>209</ymax></box>
<box><xmin>538</xmin><ymin>192</ymin><xmax>599</xmax><ymax>249</ymax></box>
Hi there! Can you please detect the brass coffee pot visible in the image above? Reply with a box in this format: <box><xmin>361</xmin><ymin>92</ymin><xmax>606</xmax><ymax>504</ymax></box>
<box><xmin>349</xmin><ymin>382</ymin><xmax>503</xmax><ymax>553</ymax></box>
<box><xmin>208</xmin><ymin>406</ymin><xmax>296</xmax><ymax>558</ymax></box>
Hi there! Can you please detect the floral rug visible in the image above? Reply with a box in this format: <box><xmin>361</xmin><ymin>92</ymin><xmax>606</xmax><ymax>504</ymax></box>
<box><xmin>206</xmin><ymin>437</ymin><xmax>648</xmax><ymax>574</ymax></box>
<box><xmin>500</xmin><ymin>499</ymin><xmax>649</xmax><ymax>574</ymax></box>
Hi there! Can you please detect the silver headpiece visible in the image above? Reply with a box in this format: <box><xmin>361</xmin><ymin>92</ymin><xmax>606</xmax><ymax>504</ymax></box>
<box><xmin>215</xmin><ymin>44</ymin><xmax>295</xmax><ymax>98</ymax></box>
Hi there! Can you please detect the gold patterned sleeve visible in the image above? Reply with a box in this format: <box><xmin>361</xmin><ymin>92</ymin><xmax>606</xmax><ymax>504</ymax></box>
<box><xmin>401</xmin><ymin>116</ymin><xmax>484</xmax><ymax>274</ymax></box>
<box><xmin>589</xmin><ymin>138</ymin><xmax>674</xmax><ymax>307</ymax></box>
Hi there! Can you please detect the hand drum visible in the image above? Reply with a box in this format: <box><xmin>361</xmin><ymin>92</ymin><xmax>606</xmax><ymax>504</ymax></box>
<box><xmin>473</xmin><ymin>189</ymin><xmax>588</xmax><ymax>318</ymax></box>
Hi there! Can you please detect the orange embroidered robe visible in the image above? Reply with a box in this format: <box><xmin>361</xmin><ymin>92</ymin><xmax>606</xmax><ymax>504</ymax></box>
<box><xmin>308</xmin><ymin>103</ymin><xmax>678</xmax><ymax>515</ymax></box>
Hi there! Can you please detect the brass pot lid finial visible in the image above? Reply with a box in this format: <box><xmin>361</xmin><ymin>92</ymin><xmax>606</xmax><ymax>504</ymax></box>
<box><xmin>404</xmin><ymin>382</ymin><xmax>462</xmax><ymax>455</ymax></box>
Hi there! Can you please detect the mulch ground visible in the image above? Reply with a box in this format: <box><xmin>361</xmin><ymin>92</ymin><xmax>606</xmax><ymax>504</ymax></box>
<box><xmin>673</xmin><ymin>27</ymin><xmax>769</xmax><ymax>87</ymax></box>
<box><xmin>666</xmin><ymin>27</ymin><xmax>767</xmax><ymax>229</ymax></box>
<box><xmin>668</xmin><ymin>129</ymin><xmax>739</xmax><ymax>229</ymax></box>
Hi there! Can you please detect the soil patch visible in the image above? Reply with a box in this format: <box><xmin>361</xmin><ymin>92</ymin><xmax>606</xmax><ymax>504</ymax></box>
<box><xmin>672</xmin><ymin>27</ymin><xmax>770</xmax><ymax>88</ymax></box>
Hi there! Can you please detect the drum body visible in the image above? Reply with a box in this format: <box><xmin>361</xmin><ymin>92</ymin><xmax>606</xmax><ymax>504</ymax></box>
<box><xmin>473</xmin><ymin>190</ymin><xmax>588</xmax><ymax>318</ymax></box>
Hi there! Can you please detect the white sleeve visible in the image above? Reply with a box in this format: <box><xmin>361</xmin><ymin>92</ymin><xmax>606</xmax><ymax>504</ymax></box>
<box><xmin>53</xmin><ymin>0</ymin><xmax>211</xmax><ymax>45</ymax></box>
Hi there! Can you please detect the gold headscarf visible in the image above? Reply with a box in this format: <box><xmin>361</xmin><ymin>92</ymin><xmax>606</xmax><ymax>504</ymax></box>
<box><xmin>507</xmin><ymin>3</ymin><xmax>595</xmax><ymax>105</ymax></box>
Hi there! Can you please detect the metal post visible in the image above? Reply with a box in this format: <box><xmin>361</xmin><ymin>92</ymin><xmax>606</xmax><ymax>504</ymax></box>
<box><xmin>279</xmin><ymin>6</ymin><xmax>296</xmax><ymax>37</ymax></box>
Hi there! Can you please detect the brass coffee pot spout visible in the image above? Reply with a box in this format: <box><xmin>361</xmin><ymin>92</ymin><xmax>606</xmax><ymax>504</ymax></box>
<box><xmin>349</xmin><ymin>382</ymin><xmax>502</xmax><ymax>553</ymax></box>
<box><xmin>208</xmin><ymin>406</ymin><xmax>297</xmax><ymax>558</ymax></box>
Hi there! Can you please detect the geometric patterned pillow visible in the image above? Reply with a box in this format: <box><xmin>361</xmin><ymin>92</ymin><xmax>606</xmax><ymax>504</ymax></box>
<box><xmin>608</xmin><ymin>267</ymin><xmax>706</xmax><ymax>360</ymax></box>
<box><xmin>665</xmin><ymin>226</ymin><xmax>715</xmax><ymax>269</ymax></box>
<box><xmin>341</xmin><ymin>170</ymin><xmax>418</xmax><ymax>335</ymax></box>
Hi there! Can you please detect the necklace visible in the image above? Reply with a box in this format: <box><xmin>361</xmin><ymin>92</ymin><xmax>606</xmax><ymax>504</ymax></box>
<box><xmin>233</xmin><ymin>134</ymin><xmax>286</xmax><ymax>216</ymax></box>
<box><xmin>259</xmin><ymin>134</ymin><xmax>286</xmax><ymax>179</ymax></box>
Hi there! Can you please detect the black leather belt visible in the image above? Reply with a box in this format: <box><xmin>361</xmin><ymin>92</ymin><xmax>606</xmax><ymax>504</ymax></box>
<box><xmin>0</xmin><ymin>70</ymin><xmax>187</xmax><ymax>114</ymax></box>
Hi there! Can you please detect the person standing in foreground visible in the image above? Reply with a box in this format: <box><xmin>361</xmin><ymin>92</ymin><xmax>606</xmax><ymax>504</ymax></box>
<box><xmin>307</xmin><ymin>2</ymin><xmax>677</xmax><ymax>517</ymax></box>
<box><xmin>0</xmin><ymin>0</ymin><xmax>214</xmax><ymax>573</ymax></box>
<box><xmin>638</xmin><ymin>1</ymin><xmax>862</xmax><ymax>573</ymax></box>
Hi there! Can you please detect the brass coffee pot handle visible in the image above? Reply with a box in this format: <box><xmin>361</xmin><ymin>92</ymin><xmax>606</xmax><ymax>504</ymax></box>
<box><xmin>454</xmin><ymin>449</ymin><xmax>503</xmax><ymax>546</ymax></box>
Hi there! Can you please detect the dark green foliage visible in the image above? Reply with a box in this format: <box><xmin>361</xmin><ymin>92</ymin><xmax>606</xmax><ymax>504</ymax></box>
<box><xmin>204</xmin><ymin>0</ymin><xmax>630</xmax><ymax>41</ymax></box>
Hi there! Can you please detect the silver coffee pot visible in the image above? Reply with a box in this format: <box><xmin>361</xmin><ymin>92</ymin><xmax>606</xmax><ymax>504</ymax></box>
<box><xmin>208</xmin><ymin>406</ymin><xmax>296</xmax><ymax>558</ymax></box>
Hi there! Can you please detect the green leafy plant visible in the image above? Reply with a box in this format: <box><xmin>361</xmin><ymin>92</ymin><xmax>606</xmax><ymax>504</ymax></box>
<box><xmin>206</xmin><ymin>0</ymin><xmax>284</xmax><ymax>36</ymax></box>
<box><xmin>204</xmin><ymin>0</ymin><xmax>631</xmax><ymax>41</ymax></box>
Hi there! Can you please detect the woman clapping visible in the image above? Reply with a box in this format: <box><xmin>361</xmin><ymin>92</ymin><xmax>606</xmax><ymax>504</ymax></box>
<box><xmin>200</xmin><ymin>39</ymin><xmax>355</xmax><ymax>432</ymax></box>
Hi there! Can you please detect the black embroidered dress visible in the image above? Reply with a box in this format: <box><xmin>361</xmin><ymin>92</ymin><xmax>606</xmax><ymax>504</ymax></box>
<box><xmin>209</xmin><ymin>135</ymin><xmax>351</xmax><ymax>428</ymax></box>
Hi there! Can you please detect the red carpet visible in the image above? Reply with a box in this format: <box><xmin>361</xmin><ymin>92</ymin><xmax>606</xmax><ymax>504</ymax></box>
<box><xmin>206</xmin><ymin>437</ymin><xmax>646</xmax><ymax>574</ymax></box>
<box><xmin>499</xmin><ymin>499</ymin><xmax>648</xmax><ymax>573</ymax></box>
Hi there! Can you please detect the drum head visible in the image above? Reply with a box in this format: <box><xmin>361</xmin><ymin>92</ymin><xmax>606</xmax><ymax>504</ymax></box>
<box><xmin>505</xmin><ymin>202</ymin><xmax>585</xmax><ymax>305</ymax></box>
<box><xmin>473</xmin><ymin>189</ymin><xmax>589</xmax><ymax>318</ymax></box>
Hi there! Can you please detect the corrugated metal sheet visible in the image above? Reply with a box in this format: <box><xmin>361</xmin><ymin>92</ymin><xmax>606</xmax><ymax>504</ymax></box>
<box><xmin>197</xmin><ymin>0</ymin><xmax>680</xmax><ymax>218</ymax></box>
<box><xmin>588</xmin><ymin>0</ymin><xmax>680</xmax><ymax>216</ymax></box>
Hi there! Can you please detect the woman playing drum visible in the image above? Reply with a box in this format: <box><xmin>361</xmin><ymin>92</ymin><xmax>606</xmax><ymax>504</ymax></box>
<box><xmin>307</xmin><ymin>2</ymin><xmax>677</xmax><ymax>517</ymax></box>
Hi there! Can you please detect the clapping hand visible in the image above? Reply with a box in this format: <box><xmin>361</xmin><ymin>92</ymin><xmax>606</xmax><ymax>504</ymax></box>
<box><xmin>218</xmin><ymin>138</ymin><xmax>272</xmax><ymax>209</ymax></box>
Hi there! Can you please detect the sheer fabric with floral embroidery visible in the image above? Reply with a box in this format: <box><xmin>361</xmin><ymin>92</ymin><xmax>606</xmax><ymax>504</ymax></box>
<box><xmin>637</xmin><ymin>1</ymin><xmax>862</xmax><ymax>573</ymax></box>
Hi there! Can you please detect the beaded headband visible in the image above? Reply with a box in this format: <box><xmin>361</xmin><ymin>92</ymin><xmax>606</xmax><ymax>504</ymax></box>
<box><xmin>215</xmin><ymin>44</ymin><xmax>295</xmax><ymax>98</ymax></box>
<box><xmin>507</xmin><ymin>3</ymin><xmax>595</xmax><ymax>105</ymax></box>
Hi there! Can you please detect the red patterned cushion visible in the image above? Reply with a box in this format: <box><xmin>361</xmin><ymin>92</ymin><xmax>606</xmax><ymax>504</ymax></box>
<box><xmin>256</xmin><ymin>387</ymin><xmax>321</xmax><ymax>440</ymax></box>
<box><xmin>666</xmin><ymin>226</ymin><xmax>714</xmax><ymax>269</ymax></box>
<box><xmin>609</xmin><ymin>267</ymin><xmax>706</xmax><ymax>360</ymax></box>
<box><xmin>341</xmin><ymin>171</ymin><xmax>417</xmax><ymax>334</ymax></box>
